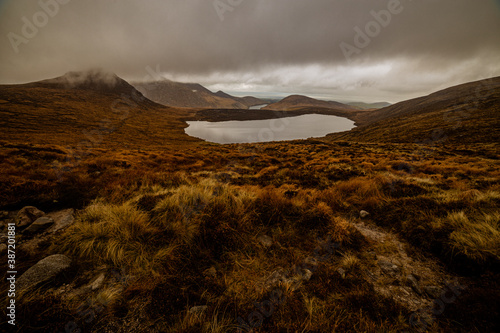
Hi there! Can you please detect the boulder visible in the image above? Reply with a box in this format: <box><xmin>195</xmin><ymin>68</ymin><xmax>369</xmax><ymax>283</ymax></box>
<box><xmin>48</xmin><ymin>208</ymin><xmax>75</xmax><ymax>233</ymax></box>
<box><xmin>90</xmin><ymin>273</ymin><xmax>106</xmax><ymax>291</ymax></box>
<box><xmin>300</xmin><ymin>268</ymin><xmax>313</xmax><ymax>281</ymax></box>
<box><xmin>16</xmin><ymin>206</ymin><xmax>45</xmax><ymax>228</ymax></box>
<box><xmin>359</xmin><ymin>210</ymin><xmax>370</xmax><ymax>218</ymax></box>
<box><xmin>257</xmin><ymin>235</ymin><xmax>273</xmax><ymax>247</ymax></box>
<box><xmin>17</xmin><ymin>254</ymin><xmax>72</xmax><ymax>292</ymax></box>
<box><xmin>23</xmin><ymin>217</ymin><xmax>55</xmax><ymax>234</ymax></box>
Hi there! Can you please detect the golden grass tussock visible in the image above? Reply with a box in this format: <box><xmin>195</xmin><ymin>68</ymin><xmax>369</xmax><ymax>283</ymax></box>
<box><xmin>446</xmin><ymin>211</ymin><xmax>500</xmax><ymax>264</ymax></box>
<box><xmin>340</xmin><ymin>253</ymin><xmax>361</xmax><ymax>272</ymax></box>
<box><xmin>57</xmin><ymin>201</ymin><xmax>171</xmax><ymax>275</ymax></box>
<box><xmin>334</xmin><ymin>176</ymin><xmax>388</xmax><ymax>206</ymax></box>
<box><xmin>3</xmin><ymin>139</ymin><xmax>500</xmax><ymax>332</ymax></box>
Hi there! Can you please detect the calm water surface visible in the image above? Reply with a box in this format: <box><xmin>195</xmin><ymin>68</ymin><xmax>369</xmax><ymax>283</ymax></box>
<box><xmin>185</xmin><ymin>114</ymin><xmax>355</xmax><ymax>144</ymax></box>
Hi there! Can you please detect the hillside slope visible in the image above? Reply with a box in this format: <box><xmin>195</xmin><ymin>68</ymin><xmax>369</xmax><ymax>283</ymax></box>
<box><xmin>263</xmin><ymin>94</ymin><xmax>355</xmax><ymax>111</ymax></box>
<box><xmin>327</xmin><ymin>76</ymin><xmax>500</xmax><ymax>144</ymax></box>
<box><xmin>134</xmin><ymin>80</ymin><xmax>248</xmax><ymax>109</ymax></box>
<box><xmin>347</xmin><ymin>101</ymin><xmax>392</xmax><ymax>110</ymax></box>
<box><xmin>214</xmin><ymin>90</ymin><xmax>266</xmax><ymax>107</ymax></box>
<box><xmin>0</xmin><ymin>71</ymin><xmax>197</xmax><ymax>148</ymax></box>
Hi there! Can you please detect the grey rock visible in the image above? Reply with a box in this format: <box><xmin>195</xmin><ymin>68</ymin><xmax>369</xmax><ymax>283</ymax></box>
<box><xmin>90</xmin><ymin>273</ymin><xmax>106</xmax><ymax>291</ymax></box>
<box><xmin>16</xmin><ymin>206</ymin><xmax>45</xmax><ymax>228</ymax></box>
<box><xmin>407</xmin><ymin>274</ymin><xmax>422</xmax><ymax>294</ymax></box>
<box><xmin>359</xmin><ymin>210</ymin><xmax>370</xmax><ymax>218</ymax></box>
<box><xmin>257</xmin><ymin>235</ymin><xmax>273</xmax><ymax>247</ymax></box>
<box><xmin>300</xmin><ymin>269</ymin><xmax>313</xmax><ymax>281</ymax></box>
<box><xmin>17</xmin><ymin>254</ymin><xmax>72</xmax><ymax>292</ymax></box>
<box><xmin>48</xmin><ymin>209</ymin><xmax>75</xmax><ymax>233</ymax></box>
<box><xmin>23</xmin><ymin>217</ymin><xmax>54</xmax><ymax>234</ymax></box>
<box><xmin>189</xmin><ymin>305</ymin><xmax>208</xmax><ymax>315</ymax></box>
<box><xmin>378</xmin><ymin>259</ymin><xmax>400</xmax><ymax>275</ymax></box>
<box><xmin>425</xmin><ymin>286</ymin><xmax>442</xmax><ymax>299</ymax></box>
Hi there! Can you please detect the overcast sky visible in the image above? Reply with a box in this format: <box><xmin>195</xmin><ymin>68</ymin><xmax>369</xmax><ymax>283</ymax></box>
<box><xmin>1</xmin><ymin>0</ymin><xmax>499</xmax><ymax>103</ymax></box>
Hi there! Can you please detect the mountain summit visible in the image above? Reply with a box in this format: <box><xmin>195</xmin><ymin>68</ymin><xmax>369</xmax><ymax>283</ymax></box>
<box><xmin>263</xmin><ymin>95</ymin><xmax>355</xmax><ymax>111</ymax></box>
<box><xmin>133</xmin><ymin>80</ymin><xmax>264</xmax><ymax>109</ymax></box>
<box><xmin>38</xmin><ymin>69</ymin><xmax>142</xmax><ymax>96</ymax></box>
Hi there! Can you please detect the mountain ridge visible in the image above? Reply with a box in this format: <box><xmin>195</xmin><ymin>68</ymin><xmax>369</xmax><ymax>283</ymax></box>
<box><xmin>133</xmin><ymin>80</ymin><xmax>264</xmax><ymax>109</ymax></box>
<box><xmin>263</xmin><ymin>94</ymin><xmax>356</xmax><ymax>111</ymax></box>
<box><xmin>326</xmin><ymin>76</ymin><xmax>500</xmax><ymax>144</ymax></box>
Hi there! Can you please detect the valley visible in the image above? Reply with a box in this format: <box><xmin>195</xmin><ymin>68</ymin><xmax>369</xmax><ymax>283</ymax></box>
<box><xmin>0</xmin><ymin>72</ymin><xmax>498</xmax><ymax>332</ymax></box>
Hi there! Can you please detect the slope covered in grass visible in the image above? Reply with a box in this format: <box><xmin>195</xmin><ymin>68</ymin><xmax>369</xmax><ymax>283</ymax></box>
<box><xmin>1</xmin><ymin>139</ymin><xmax>499</xmax><ymax>332</ymax></box>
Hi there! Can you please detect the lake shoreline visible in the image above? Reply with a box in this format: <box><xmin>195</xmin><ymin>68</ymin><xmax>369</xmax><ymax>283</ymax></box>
<box><xmin>185</xmin><ymin>114</ymin><xmax>356</xmax><ymax>144</ymax></box>
<box><xmin>183</xmin><ymin>107</ymin><xmax>369</xmax><ymax>126</ymax></box>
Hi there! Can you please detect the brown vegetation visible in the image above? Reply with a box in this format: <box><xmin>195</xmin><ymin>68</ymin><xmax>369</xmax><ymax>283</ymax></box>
<box><xmin>0</xmin><ymin>75</ymin><xmax>499</xmax><ymax>332</ymax></box>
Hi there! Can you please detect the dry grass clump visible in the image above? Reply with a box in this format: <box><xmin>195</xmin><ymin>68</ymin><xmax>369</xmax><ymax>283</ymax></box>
<box><xmin>4</xmin><ymin>139</ymin><xmax>500</xmax><ymax>332</ymax></box>
<box><xmin>340</xmin><ymin>253</ymin><xmax>361</xmax><ymax>272</ymax></box>
<box><xmin>58</xmin><ymin>201</ymin><xmax>173</xmax><ymax>275</ymax></box>
<box><xmin>445</xmin><ymin>211</ymin><xmax>500</xmax><ymax>265</ymax></box>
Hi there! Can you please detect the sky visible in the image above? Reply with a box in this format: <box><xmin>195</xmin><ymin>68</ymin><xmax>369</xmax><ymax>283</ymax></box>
<box><xmin>0</xmin><ymin>0</ymin><xmax>499</xmax><ymax>103</ymax></box>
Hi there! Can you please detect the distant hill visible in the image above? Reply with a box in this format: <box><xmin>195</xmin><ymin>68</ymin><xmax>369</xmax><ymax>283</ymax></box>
<box><xmin>0</xmin><ymin>70</ymin><xmax>197</xmax><ymax>148</ymax></box>
<box><xmin>37</xmin><ymin>70</ymin><xmax>141</xmax><ymax>96</ymax></box>
<box><xmin>214</xmin><ymin>91</ymin><xmax>266</xmax><ymax>108</ymax></box>
<box><xmin>347</xmin><ymin>102</ymin><xmax>391</xmax><ymax>110</ymax></box>
<box><xmin>263</xmin><ymin>95</ymin><xmax>355</xmax><ymax>111</ymax></box>
<box><xmin>133</xmin><ymin>81</ymin><xmax>252</xmax><ymax>109</ymax></box>
<box><xmin>327</xmin><ymin>76</ymin><xmax>500</xmax><ymax>144</ymax></box>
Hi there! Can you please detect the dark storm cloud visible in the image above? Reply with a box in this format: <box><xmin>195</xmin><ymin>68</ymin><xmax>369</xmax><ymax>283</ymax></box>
<box><xmin>0</xmin><ymin>0</ymin><xmax>499</xmax><ymax>101</ymax></box>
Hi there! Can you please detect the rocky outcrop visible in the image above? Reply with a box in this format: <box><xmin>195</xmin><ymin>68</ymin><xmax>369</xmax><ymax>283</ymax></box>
<box><xmin>23</xmin><ymin>216</ymin><xmax>55</xmax><ymax>234</ymax></box>
<box><xmin>17</xmin><ymin>254</ymin><xmax>72</xmax><ymax>292</ymax></box>
<box><xmin>359</xmin><ymin>210</ymin><xmax>370</xmax><ymax>218</ymax></box>
<box><xmin>16</xmin><ymin>206</ymin><xmax>45</xmax><ymax>228</ymax></box>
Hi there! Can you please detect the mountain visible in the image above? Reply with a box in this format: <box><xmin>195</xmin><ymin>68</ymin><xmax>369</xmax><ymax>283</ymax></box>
<box><xmin>0</xmin><ymin>70</ymin><xmax>197</xmax><ymax>148</ymax></box>
<box><xmin>347</xmin><ymin>101</ymin><xmax>392</xmax><ymax>110</ymax></box>
<box><xmin>327</xmin><ymin>76</ymin><xmax>500</xmax><ymax>144</ymax></box>
<box><xmin>133</xmin><ymin>81</ymin><xmax>249</xmax><ymax>109</ymax></box>
<box><xmin>214</xmin><ymin>90</ymin><xmax>266</xmax><ymax>107</ymax></box>
<box><xmin>263</xmin><ymin>94</ymin><xmax>355</xmax><ymax>111</ymax></box>
<box><xmin>36</xmin><ymin>69</ymin><xmax>141</xmax><ymax>96</ymax></box>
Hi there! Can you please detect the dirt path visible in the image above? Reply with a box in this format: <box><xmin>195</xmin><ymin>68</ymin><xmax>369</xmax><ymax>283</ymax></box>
<box><xmin>349</xmin><ymin>218</ymin><xmax>468</xmax><ymax>327</ymax></box>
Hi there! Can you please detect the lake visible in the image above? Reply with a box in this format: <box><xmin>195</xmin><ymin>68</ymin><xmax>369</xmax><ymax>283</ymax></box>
<box><xmin>249</xmin><ymin>104</ymin><xmax>268</xmax><ymax>110</ymax></box>
<box><xmin>185</xmin><ymin>114</ymin><xmax>356</xmax><ymax>144</ymax></box>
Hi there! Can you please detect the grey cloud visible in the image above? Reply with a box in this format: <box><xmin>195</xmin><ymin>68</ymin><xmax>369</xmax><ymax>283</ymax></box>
<box><xmin>0</xmin><ymin>0</ymin><xmax>499</xmax><ymax>102</ymax></box>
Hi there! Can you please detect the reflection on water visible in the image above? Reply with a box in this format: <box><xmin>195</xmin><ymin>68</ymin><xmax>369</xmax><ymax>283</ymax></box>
<box><xmin>185</xmin><ymin>114</ymin><xmax>355</xmax><ymax>144</ymax></box>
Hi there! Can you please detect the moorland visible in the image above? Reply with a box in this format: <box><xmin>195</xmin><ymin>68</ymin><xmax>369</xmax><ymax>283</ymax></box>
<box><xmin>0</xmin><ymin>72</ymin><xmax>498</xmax><ymax>332</ymax></box>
